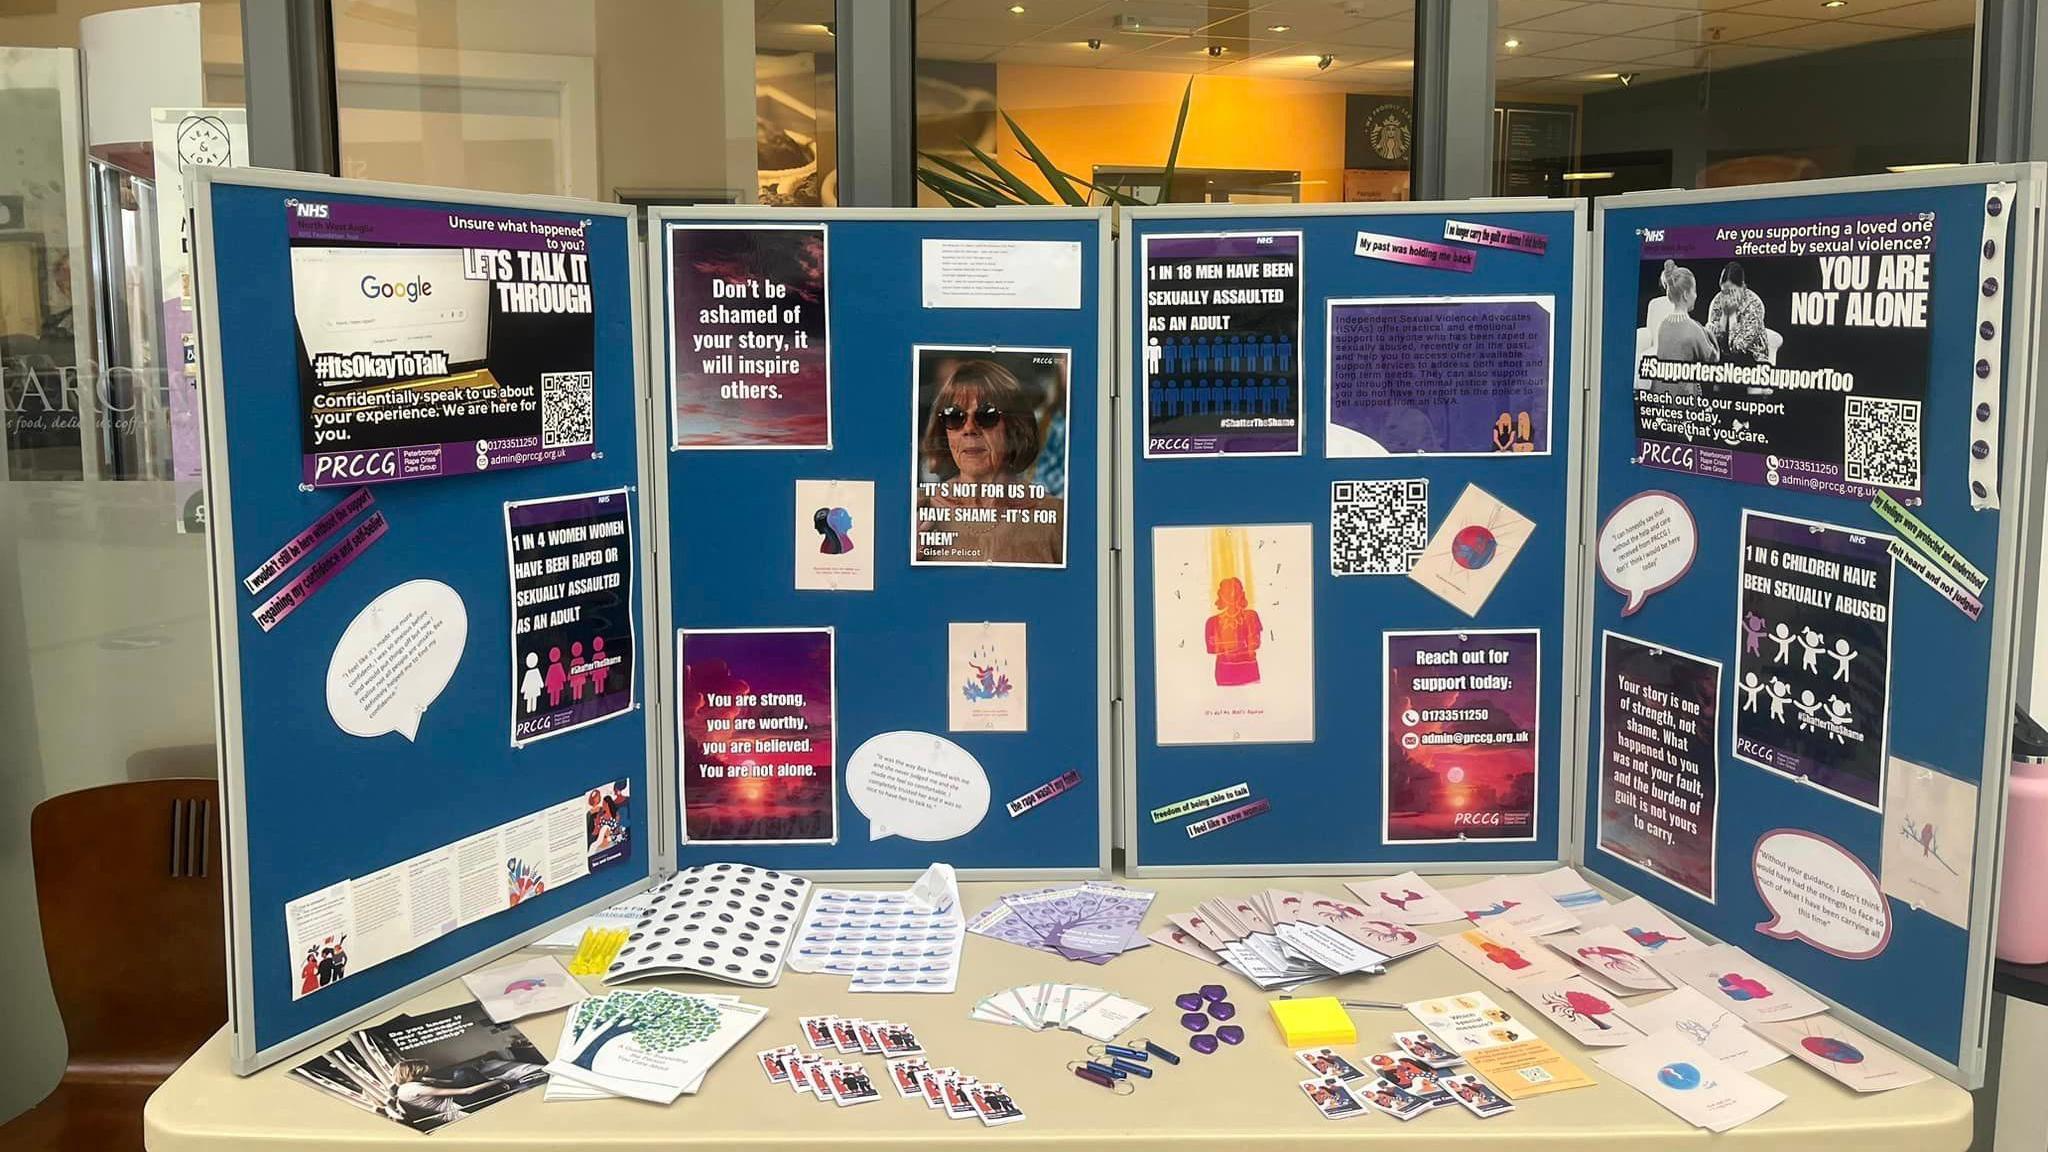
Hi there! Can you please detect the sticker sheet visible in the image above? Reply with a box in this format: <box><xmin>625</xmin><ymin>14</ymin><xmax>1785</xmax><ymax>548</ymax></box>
<box><xmin>1140</xmin><ymin>231</ymin><xmax>1304</xmax><ymax>458</ymax></box>
<box><xmin>602</xmin><ymin>863</ymin><xmax>811</xmax><ymax>987</ymax></box>
<box><xmin>1383</xmin><ymin>628</ymin><xmax>1539</xmax><ymax>844</ymax></box>
<box><xmin>1152</xmin><ymin>523</ymin><xmax>1315</xmax><ymax>745</ymax></box>
<box><xmin>911</xmin><ymin>345</ymin><xmax>1070</xmax><ymax>568</ymax></box>
<box><xmin>1597</xmin><ymin>632</ymin><xmax>1721</xmax><ymax>902</ymax></box>
<box><xmin>678</xmin><ymin>628</ymin><xmax>836</xmax><ymax>845</ymax></box>
<box><xmin>1733</xmin><ymin>512</ymin><xmax>1894</xmax><ymax>811</ymax></box>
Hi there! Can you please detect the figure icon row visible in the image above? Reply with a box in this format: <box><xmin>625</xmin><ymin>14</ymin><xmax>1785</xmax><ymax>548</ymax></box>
<box><xmin>1741</xmin><ymin>613</ymin><xmax>1857</xmax><ymax>681</ymax></box>
<box><xmin>1737</xmin><ymin>673</ymin><xmax>1863</xmax><ymax>743</ymax></box>
<box><xmin>1145</xmin><ymin>333</ymin><xmax>1293</xmax><ymax>377</ymax></box>
<box><xmin>1149</xmin><ymin>378</ymin><xmax>1295</xmax><ymax>421</ymax></box>
<box><xmin>519</xmin><ymin>637</ymin><xmax>618</xmax><ymax>714</ymax></box>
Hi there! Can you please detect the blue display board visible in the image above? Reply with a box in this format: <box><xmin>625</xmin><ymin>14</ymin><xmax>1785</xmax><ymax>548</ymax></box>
<box><xmin>653</xmin><ymin>208</ymin><xmax>1111</xmax><ymax>877</ymax></box>
<box><xmin>193</xmin><ymin>170</ymin><xmax>658</xmax><ymax>1073</ymax></box>
<box><xmin>1580</xmin><ymin>167</ymin><xmax>2041</xmax><ymax>1082</ymax></box>
<box><xmin>1122</xmin><ymin>201</ymin><xmax>1585</xmax><ymax>872</ymax></box>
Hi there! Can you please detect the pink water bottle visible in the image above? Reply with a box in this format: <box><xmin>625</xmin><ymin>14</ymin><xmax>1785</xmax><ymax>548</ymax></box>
<box><xmin>1997</xmin><ymin>711</ymin><xmax>2048</xmax><ymax>963</ymax></box>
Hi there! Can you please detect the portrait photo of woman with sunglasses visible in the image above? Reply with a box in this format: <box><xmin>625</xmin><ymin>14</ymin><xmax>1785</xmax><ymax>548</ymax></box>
<box><xmin>911</xmin><ymin>347</ymin><xmax>1070</xmax><ymax>567</ymax></box>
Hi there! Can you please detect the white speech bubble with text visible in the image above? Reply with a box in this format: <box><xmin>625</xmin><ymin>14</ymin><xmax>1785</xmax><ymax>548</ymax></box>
<box><xmin>845</xmin><ymin>730</ymin><xmax>990</xmax><ymax>842</ymax></box>
<box><xmin>1753</xmin><ymin>828</ymin><xmax>1891</xmax><ymax>960</ymax></box>
<box><xmin>326</xmin><ymin>579</ymin><xmax>469</xmax><ymax>741</ymax></box>
<box><xmin>1597</xmin><ymin>490</ymin><xmax>1698</xmax><ymax>616</ymax></box>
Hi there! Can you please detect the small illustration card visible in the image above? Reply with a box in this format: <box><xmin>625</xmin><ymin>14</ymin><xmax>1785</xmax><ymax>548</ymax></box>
<box><xmin>1880</xmin><ymin>757</ymin><xmax>1978</xmax><ymax>930</ymax></box>
<box><xmin>969</xmin><ymin>1081</ymin><xmax>1026</xmax><ymax>1127</ymax></box>
<box><xmin>794</xmin><ymin>479</ymin><xmax>876</xmax><ymax>592</ymax></box>
<box><xmin>1752</xmin><ymin>1016</ymin><xmax>1934</xmax><ymax>1092</ymax></box>
<box><xmin>949</xmin><ymin>621</ymin><xmax>1028</xmax><ymax>733</ymax></box>
<box><xmin>1408</xmin><ymin>483</ymin><xmax>1534</xmax><ymax>617</ymax></box>
<box><xmin>1449</xmin><ymin>874</ymin><xmax>1579</xmax><ymax>936</ymax></box>
<box><xmin>1295</xmin><ymin>1047</ymin><xmax>1367</xmax><ymax>1081</ymax></box>
<box><xmin>1595</xmin><ymin>1029</ymin><xmax>1786</xmax><ymax>1132</ymax></box>
<box><xmin>1344</xmin><ymin>871</ymin><xmax>1464</xmax><ymax>925</ymax></box>
<box><xmin>1444</xmin><ymin>1072</ymin><xmax>1516</xmax><ymax>1117</ymax></box>
<box><xmin>1655</xmin><ymin>944</ymin><xmax>1828</xmax><ymax>1025</ymax></box>
<box><xmin>1463</xmin><ymin>1038</ymin><xmax>1594</xmax><ymax>1099</ymax></box>
<box><xmin>826</xmin><ymin>1061</ymin><xmax>881</xmax><ymax>1106</ymax></box>
<box><xmin>1624</xmin><ymin>986</ymin><xmax>1785</xmax><ymax>1072</ymax></box>
<box><xmin>1364</xmin><ymin>1052</ymin><xmax>1444</xmax><ymax>1095</ymax></box>
<box><xmin>888</xmin><ymin>1057</ymin><xmax>930</xmax><ymax>1098</ymax></box>
<box><xmin>1301</xmin><ymin>1076</ymin><xmax>1369</xmax><ymax>1120</ymax></box>
<box><xmin>800</xmin><ymin>1015</ymin><xmax>836</xmax><ymax>1050</ymax></box>
<box><xmin>1575</xmin><ymin>895</ymin><xmax>1704</xmax><ymax>956</ymax></box>
<box><xmin>1362</xmin><ymin>1077</ymin><xmax>1435</xmax><ymax>1120</ymax></box>
<box><xmin>1518</xmin><ymin>976</ymin><xmax>1646</xmax><ymax>1047</ymax></box>
<box><xmin>1546</xmin><ymin>925</ymin><xmax>1673</xmax><ymax>994</ymax></box>
<box><xmin>756</xmin><ymin>1045</ymin><xmax>797</xmax><ymax>1084</ymax></box>
<box><xmin>1440</xmin><ymin>923</ymin><xmax>1578</xmax><ymax>988</ymax></box>
<box><xmin>459</xmin><ymin>954</ymin><xmax>587</xmax><ymax>1023</ymax></box>
<box><xmin>1393</xmin><ymin>1029</ymin><xmax>1462</xmax><ymax>1068</ymax></box>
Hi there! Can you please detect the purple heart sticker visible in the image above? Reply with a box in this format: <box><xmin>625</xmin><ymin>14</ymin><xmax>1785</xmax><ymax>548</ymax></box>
<box><xmin>1217</xmin><ymin>1024</ymin><xmax>1245</xmax><ymax>1045</ymax></box>
<box><xmin>1180</xmin><ymin>1011</ymin><xmax>1209</xmax><ymax>1032</ymax></box>
<box><xmin>1210</xmin><ymin>1000</ymin><xmax>1236</xmax><ymax>1021</ymax></box>
<box><xmin>1189</xmin><ymin>1033</ymin><xmax>1219</xmax><ymax>1054</ymax></box>
<box><xmin>1175</xmin><ymin>992</ymin><xmax>1205</xmax><ymax>1012</ymax></box>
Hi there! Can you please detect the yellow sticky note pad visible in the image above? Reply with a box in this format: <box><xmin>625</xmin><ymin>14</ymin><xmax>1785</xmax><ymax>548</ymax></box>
<box><xmin>1269</xmin><ymin>996</ymin><xmax>1357</xmax><ymax>1048</ymax></box>
<box><xmin>1466</xmin><ymin>1038</ymin><xmax>1593</xmax><ymax>1099</ymax></box>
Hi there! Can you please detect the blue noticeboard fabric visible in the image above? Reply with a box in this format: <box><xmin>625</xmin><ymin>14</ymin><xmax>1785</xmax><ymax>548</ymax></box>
<box><xmin>199</xmin><ymin>176</ymin><xmax>652</xmax><ymax>1063</ymax></box>
<box><xmin>658</xmin><ymin>211</ymin><xmax>1108</xmax><ymax>875</ymax></box>
<box><xmin>1124</xmin><ymin>205</ymin><xmax>1582</xmax><ymax>871</ymax></box>
<box><xmin>1584</xmin><ymin>177</ymin><xmax>2024</xmax><ymax>1067</ymax></box>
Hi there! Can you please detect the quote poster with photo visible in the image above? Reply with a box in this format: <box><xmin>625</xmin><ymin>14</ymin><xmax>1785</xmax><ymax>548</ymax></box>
<box><xmin>1152</xmin><ymin>523</ymin><xmax>1314</xmax><ymax>746</ymax></box>
<box><xmin>1383</xmin><ymin>629</ymin><xmax>1539</xmax><ymax>844</ymax></box>
<box><xmin>911</xmin><ymin>346</ymin><xmax>1069</xmax><ymax>568</ymax></box>
<box><xmin>1140</xmin><ymin>231</ymin><xmax>1303</xmax><ymax>458</ymax></box>
<box><xmin>505</xmin><ymin>489</ymin><xmax>636</xmax><ymax>747</ymax></box>
<box><xmin>1327</xmin><ymin>296</ymin><xmax>1554</xmax><ymax>457</ymax></box>
<box><xmin>667</xmin><ymin>223</ymin><xmax>831</xmax><ymax>449</ymax></box>
<box><xmin>679</xmin><ymin>627</ymin><xmax>836</xmax><ymax>845</ymax></box>
<box><xmin>1632</xmin><ymin>215</ymin><xmax>1934</xmax><ymax>501</ymax></box>
<box><xmin>1597</xmin><ymin>632</ymin><xmax>1721</xmax><ymax>902</ymax></box>
<box><xmin>1734</xmin><ymin>512</ymin><xmax>1894</xmax><ymax>811</ymax></box>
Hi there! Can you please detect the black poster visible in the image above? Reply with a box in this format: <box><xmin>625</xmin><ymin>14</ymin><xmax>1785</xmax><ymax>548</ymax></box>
<box><xmin>1140</xmin><ymin>230</ymin><xmax>1303</xmax><ymax>458</ymax></box>
<box><xmin>505</xmin><ymin>488</ymin><xmax>636</xmax><ymax>746</ymax></box>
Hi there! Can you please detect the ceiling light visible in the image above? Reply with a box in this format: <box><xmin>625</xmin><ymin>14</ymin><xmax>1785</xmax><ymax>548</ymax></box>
<box><xmin>1267</xmin><ymin>24</ymin><xmax>1291</xmax><ymax>32</ymax></box>
<box><xmin>1009</xmin><ymin>4</ymin><xmax>1025</xmax><ymax>13</ymax></box>
<box><xmin>1561</xmin><ymin>171</ymin><xmax>1615</xmax><ymax>181</ymax></box>
<box><xmin>1617</xmin><ymin>72</ymin><xmax>1637</xmax><ymax>85</ymax></box>
<box><xmin>820</xmin><ymin>22</ymin><xmax>834</xmax><ymax>36</ymax></box>
<box><xmin>1822</xmin><ymin>1</ymin><xmax>1847</xmax><ymax>7</ymax></box>
<box><xmin>1317</xmin><ymin>54</ymin><xmax>1335</xmax><ymax>70</ymax></box>
<box><xmin>1503</xmin><ymin>38</ymin><xmax>1520</xmax><ymax>49</ymax></box>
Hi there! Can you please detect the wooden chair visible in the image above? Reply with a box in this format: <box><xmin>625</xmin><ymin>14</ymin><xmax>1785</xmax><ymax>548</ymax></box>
<box><xmin>0</xmin><ymin>779</ymin><xmax>226</xmax><ymax>1150</ymax></box>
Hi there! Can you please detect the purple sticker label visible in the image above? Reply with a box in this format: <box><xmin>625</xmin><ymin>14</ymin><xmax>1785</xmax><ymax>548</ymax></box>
<box><xmin>1354</xmin><ymin>231</ymin><xmax>1475</xmax><ymax>273</ymax></box>
<box><xmin>251</xmin><ymin>510</ymin><xmax>388</xmax><ymax>632</ymax></box>
<box><xmin>1006</xmin><ymin>769</ymin><xmax>1083</xmax><ymax>818</ymax></box>
<box><xmin>244</xmin><ymin>487</ymin><xmax>375</xmax><ymax>595</ymax></box>
<box><xmin>1186</xmin><ymin>798</ymin><xmax>1271</xmax><ymax>838</ymax></box>
<box><xmin>1443</xmin><ymin>220</ymin><xmax>1548</xmax><ymax>256</ymax></box>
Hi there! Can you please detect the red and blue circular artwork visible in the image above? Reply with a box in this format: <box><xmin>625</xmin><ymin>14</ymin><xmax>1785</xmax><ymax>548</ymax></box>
<box><xmin>1801</xmin><ymin>1036</ymin><xmax>1865</xmax><ymax>1064</ymax></box>
<box><xmin>1656</xmin><ymin>1062</ymin><xmax>1703</xmax><ymax>1090</ymax></box>
<box><xmin>1452</xmin><ymin>525</ymin><xmax>1498</xmax><ymax>570</ymax></box>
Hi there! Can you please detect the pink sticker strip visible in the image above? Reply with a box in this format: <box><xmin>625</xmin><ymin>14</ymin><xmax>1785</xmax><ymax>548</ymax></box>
<box><xmin>244</xmin><ymin>487</ymin><xmax>376</xmax><ymax>595</ymax></box>
<box><xmin>252</xmin><ymin>511</ymin><xmax>388</xmax><ymax>632</ymax></box>
<box><xmin>1187</xmin><ymin>798</ymin><xmax>1271</xmax><ymax>839</ymax></box>
<box><xmin>1353</xmin><ymin>230</ymin><xmax>1475</xmax><ymax>273</ymax></box>
<box><xmin>1007</xmin><ymin>769</ymin><xmax>1083</xmax><ymax>818</ymax></box>
<box><xmin>1443</xmin><ymin>219</ymin><xmax>1548</xmax><ymax>256</ymax></box>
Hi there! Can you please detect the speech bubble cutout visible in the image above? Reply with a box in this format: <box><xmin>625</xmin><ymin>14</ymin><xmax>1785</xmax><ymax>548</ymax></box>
<box><xmin>326</xmin><ymin>579</ymin><xmax>469</xmax><ymax>741</ymax></box>
<box><xmin>1597</xmin><ymin>490</ymin><xmax>1698</xmax><ymax>615</ymax></box>
<box><xmin>1753</xmin><ymin>829</ymin><xmax>1892</xmax><ymax>960</ymax></box>
<box><xmin>845</xmin><ymin>730</ymin><xmax>990</xmax><ymax>842</ymax></box>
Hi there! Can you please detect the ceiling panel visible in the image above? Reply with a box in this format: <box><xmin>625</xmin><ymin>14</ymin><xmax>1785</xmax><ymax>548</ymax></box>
<box><xmin>1844</xmin><ymin>0</ymin><xmax>1975</xmax><ymax>29</ymax></box>
<box><xmin>1509</xmin><ymin>2</ymin><xmax>1693</xmax><ymax>32</ymax></box>
<box><xmin>1734</xmin><ymin>17</ymin><xmax>1924</xmax><ymax>47</ymax></box>
<box><xmin>1642</xmin><ymin>41</ymin><xmax>1801</xmax><ymax>67</ymax></box>
<box><xmin>1250</xmin><ymin>0</ymin><xmax>1414</xmax><ymax>16</ymax></box>
<box><xmin>917</xmin><ymin>41</ymin><xmax>1001</xmax><ymax>61</ymax></box>
<box><xmin>1496</xmin><ymin>0</ymin><xmax>1590</xmax><ymax>22</ymax></box>
<box><xmin>1495</xmin><ymin>28</ymin><xmax>1602</xmax><ymax>55</ymax></box>
<box><xmin>1727</xmin><ymin>0</ymin><xmax>1926</xmax><ymax>16</ymax></box>
<box><xmin>925</xmin><ymin>0</ymin><xmax>1109</xmax><ymax>21</ymax></box>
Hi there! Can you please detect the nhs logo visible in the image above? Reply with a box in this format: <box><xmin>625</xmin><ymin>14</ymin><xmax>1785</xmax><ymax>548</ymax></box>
<box><xmin>1638</xmin><ymin>228</ymin><xmax>1665</xmax><ymax>242</ymax></box>
<box><xmin>290</xmin><ymin>200</ymin><xmax>331</xmax><ymax>219</ymax></box>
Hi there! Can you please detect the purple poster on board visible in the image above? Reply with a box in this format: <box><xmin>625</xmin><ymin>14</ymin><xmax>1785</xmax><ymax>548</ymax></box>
<box><xmin>1383</xmin><ymin>629</ymin><xmax>1540</xmax><ymax>844</ymax></box>
<box><xmin>1140</xmin><ymin>231</ymin><xmax>1303</xmax><ymax>458</ymax></box>
<box><xmin>1631</xmin><ymin>214</ymin><xmax>1933</xmax><ymax>503</ymax></box>
<box><xmin>505</xmin><ymin>489</ymin><xmax>636</xmax><ymax>746</ymax></box>
<box><xmin>667</xmin><ymin>223</ymin><xmax>831</xmax><ymax>449</ymax></box>
<box><xmin>288</xmin><ymin>199</ymin><xmax>598</xmax><ymax>487</ymax></box>
<box><xmin>1327</xmin><ymin>297</ymin><xmax>1554</xmax><ymax>457</ymax></box>
<box><xmin>1596</xmin><ymin>631</ymin><xmax>1721</xmax><ymax>902</ymax></box>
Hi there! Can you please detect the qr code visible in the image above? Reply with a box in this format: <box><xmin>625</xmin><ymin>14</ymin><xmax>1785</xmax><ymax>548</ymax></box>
<box><xmin>541</xmin><ymin>370</ymin><xmax>595</xmax><ymax>448</ymax></box>
<box><xmin>1843</xmin><ymin>396</ymin><xmax>1921</xmax><ymax>491</ymax></box>
<box><xmin>1331</xmin><ymin>479</ymin><xmax>1429</xmax><ymax>576</ymax></box>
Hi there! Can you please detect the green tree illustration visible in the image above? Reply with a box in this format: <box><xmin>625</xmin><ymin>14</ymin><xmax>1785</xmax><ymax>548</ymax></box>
<box><xmin>565</xmin><ymin>992</ymin><xmax>720</xmax><ymax>1071</ymax></box>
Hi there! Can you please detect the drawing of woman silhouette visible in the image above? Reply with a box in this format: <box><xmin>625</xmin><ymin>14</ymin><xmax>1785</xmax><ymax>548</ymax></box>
<box><xmin>1205</xmin><ymin>576</ymin><xmax>1262</xmax><ymax>687</ymax></box>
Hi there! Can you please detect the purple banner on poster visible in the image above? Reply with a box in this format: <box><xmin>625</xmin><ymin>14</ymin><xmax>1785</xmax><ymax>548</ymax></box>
<box><xmin>1327</xmin><ymin>297</ymin><xmax>1554</xmax><ymax>457</ymax></box>
<box><xmin>288</xmin><ymin>199</ymin><xmax>598</xmax><ymax>487</ymax></box>
<box><xmin>1631</xmin><ymin>212</ymin><xmax>1933</xmax><ymax>503</ymax></box>
<box><xmin>1733</xmin><ymin>512</ymin><xmax>1893</xmax><ymax>811</ymax></box>
<box><xmin>1596</xmin><ymin>632</ymin><xmax>1721</xmax><ymax>902</ymax></box>
<box><xmin>1141</xmin><ymin>231</ymin><xmax>1303</xmax><ymax>458</ymax></box>
<box><xmin>667</xmin><ymin>223</ymin><xmax>831</xmax><ymax>449</ymax></box>
<box><xmin>506</xmin><ymin>489</ymin><xmax>636</xmax><ymax>746</ymax></box>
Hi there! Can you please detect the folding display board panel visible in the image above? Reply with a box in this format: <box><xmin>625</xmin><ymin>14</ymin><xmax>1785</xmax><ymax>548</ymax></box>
<box><xmin>1576</xmin><ymin>164</ymin><xmax>2045</xmax><ymax>1087</ymax></box>
<box><xmin>650</xmin><ymin>207</ymin><xmax>1113</xmax><ymax>878</ymax></box>
<box><xmin>1120</xmin><ymin>200</ymin><xmax>1588</xmax><ymax>875</ymax></box>
<box><xmin>193</xmin><ymin>169</ymin><xmax>665</xmax><ymax>1074</ymax></box>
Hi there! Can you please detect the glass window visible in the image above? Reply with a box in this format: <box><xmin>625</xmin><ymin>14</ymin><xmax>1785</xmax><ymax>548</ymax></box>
<box><xmin>914</xmin><ymin>0</ymin><xmax>1419</xmax><ymax>206</ymax></box>
<box><xmin>1490</xmin><ymin>0</ymin><xmax>1978</xmax><ymax>196</ymax></box>
<box><xmin>0</xmin><ymin>0</ymin><xmax>246</xmax><ymax>1127</ymax></box>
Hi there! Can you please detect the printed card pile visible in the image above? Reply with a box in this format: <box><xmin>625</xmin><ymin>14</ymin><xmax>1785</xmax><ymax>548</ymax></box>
<box><xmin>1622</xmin><ymin>986</ymin><xmax>1785</xmax><ymax>1073</ymax></box>
<box><xmin>775</xmin><ymin>1020</ymin><xmax>1025</xmax><ymax>1125</ymax></box>
<box><xmin>290</xmin><ymin>1001</ymin><xmax>548</xmax><ymax>1133</ymax></box>
<box><xmin>1157</xmin><ymin>888</ymin><xmax>1426</xmax><ymax>990</ymax></box>
<box><xmin>1342</xmin><ymin>871</ymin><xmax>1466</xmax><ymax>926</ymax></box>
<box><xmin>970</xmin><ymin>984</ymin><xmax>1151</xmax><ymax>1042</ymax></box>
<box><xmin>1651</xmin><ymin>943</ymin><xmax>1827</xmax><ymax>1025</ymax></box>
<box><xmin>788</xmin><ymin>863</ymin><xmax>964</xmax><ymax>993</ymax></box>
<box><xmin>543</xmin><ymin>989</ymin><xmax>765</xmax><ymax>1104</ymax></box>
<box><xmin>967</xmin><ymin>881</ymin><xmax>1156</xmax><ymax>964</ymax></box>
<box><xmin>601</xmin><ymin>862</ymin><xmax>812</xmax><ymax>988</ymax></box>
<box><xmin>1294</xmin><ymin>1028</ymin><xmax>1515</xmax><ymax>1123</ymax></box>
<box><xmin>1752</xmin><ymin>1015</ymin><xmax>1933</xmax><ymax>1093</ymax></box>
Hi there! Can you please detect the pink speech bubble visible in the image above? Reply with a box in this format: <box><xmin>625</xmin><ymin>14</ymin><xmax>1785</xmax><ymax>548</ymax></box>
<box><xmin>1752</xmin><ymin>829</ymin><xmax>1892</xmax><ymax>960</ymax></box>
<box><xmin>1597</xmin><ymin>490</ymin><xmax>1697</xmax><ymax>616</ymax></box>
